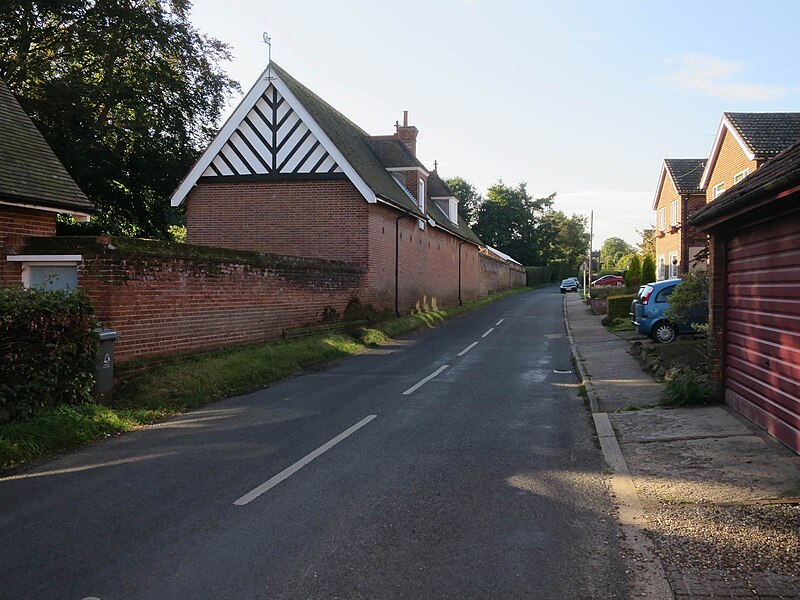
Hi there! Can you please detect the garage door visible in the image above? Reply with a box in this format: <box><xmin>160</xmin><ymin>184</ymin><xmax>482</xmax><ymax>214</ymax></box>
<box><xmin>726</xmin><ymin>211</ymin><xmax>800</xmax><ymax>453</ymax></box>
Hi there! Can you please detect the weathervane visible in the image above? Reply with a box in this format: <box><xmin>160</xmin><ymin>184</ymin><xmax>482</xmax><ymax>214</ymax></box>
<box><xmin>263</xmin><ymin>32</ymin><xmax>273</xmax><ymax>79</ymax></box>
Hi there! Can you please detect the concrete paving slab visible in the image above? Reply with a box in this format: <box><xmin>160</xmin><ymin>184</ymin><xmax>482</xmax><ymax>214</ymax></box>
<box><xmin>611</xmin><ymin>405</ymin><xmax>752</xmax><ymax>442</ymax></box>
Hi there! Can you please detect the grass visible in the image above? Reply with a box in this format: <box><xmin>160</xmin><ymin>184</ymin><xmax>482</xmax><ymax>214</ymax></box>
<box><xmin>605</xmin><ymin>317</ymin><xmax>635</xmax><ymax>333</ymax></box>
<box><xmin>1</xmin><ymin>287</ymin><xmax>529</xmax><ymax>471</ymax></box>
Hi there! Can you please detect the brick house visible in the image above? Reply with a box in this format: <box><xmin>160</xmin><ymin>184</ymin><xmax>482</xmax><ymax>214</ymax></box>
<box><xmin>0</xmin><ymin>80</ymin><xmax>93</xmax><ymax>288</ymax></box>
<box><xmin>699</xmin><ymin>112</ymin><xmax>800</xmax><ymax>203</ymax></box>
<box><xmin>691</xmin><ymin>137</ymin><xmax>800</xmax><ymax>455</ymax></box>
<box><xmin>171</xmin><ymin>62</ymin><xmax>507</xmax><ymax>313</ymax></box>
<box><xmin>652</xmin><ymin>158</ymin><xmax>707</xmax><ymax>280</ymax></box>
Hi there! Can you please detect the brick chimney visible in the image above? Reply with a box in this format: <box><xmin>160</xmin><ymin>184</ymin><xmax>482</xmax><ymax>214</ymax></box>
<box><xmin>395</xmin><ymin>110</ymin><xmax>418</xmax><ymax>156</ymax></box>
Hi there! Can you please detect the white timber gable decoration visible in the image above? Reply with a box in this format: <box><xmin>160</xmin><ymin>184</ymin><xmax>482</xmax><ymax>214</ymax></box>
<box><xmin>171</xmin><ymin>64</ymin><xmax>375</xmax><ymax>206</ymax></box>
<box><xmin>203</xmin><ymin>84</ymin><xmax>342</xmax><ymax>177</ymax></box>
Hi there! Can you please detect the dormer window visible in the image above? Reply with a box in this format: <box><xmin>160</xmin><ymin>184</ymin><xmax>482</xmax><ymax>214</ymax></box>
<box><xmin>448</xmin><ymin>198</ymin><xmax>458</xmax><ymax>224</ymax></box>
<box><xmin>418</xmin><ymin>179</ymin><xmax>425</xmax><ymax>212</ymax></box>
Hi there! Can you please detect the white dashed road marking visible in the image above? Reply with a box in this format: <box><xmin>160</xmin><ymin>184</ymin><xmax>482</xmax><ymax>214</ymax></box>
<box><xmin>457</xmin><ymin>342</ymin><xmax>479</xmax><ymax>357</ymax></box>
<box><xmin>402</xmin><ymin>365</ymin><xmax>449</xmax><ymax>395</ymax></box>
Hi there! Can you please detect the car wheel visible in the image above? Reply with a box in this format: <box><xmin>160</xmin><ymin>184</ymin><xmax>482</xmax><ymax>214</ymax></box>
<box><xmin>651</xmin><ymin>321</ymin><xmax>678</xmax><ymax>344</ymax></box>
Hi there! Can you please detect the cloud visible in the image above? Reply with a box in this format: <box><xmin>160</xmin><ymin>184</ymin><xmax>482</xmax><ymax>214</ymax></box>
<box><xmin>659</xmin><ymin>54</ymin><xmax>793</xmax><ymax>102</ymax></box>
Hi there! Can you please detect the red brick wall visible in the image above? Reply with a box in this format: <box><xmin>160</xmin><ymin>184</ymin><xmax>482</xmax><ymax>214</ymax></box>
<box><xmin>185</xmin><ymin>180</ymin><xmax>369</xmax><ymax>264</ymax></box>
<box><xmin>0</xmin><ymin>204</ymin><xmax>56</xmax><ymax>287</ymax></box>
<box><xmin>19</xmin><ymin>237</ymin><xmax>366</xmax><ymax>365</ymax></box>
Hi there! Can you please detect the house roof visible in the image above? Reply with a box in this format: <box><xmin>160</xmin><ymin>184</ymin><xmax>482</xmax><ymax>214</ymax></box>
<box><xmin>665</xmin><ymin>159</ymin><xmax>706</xmax><ymax>194</ymax></box>
<box><xmin>271</xmin><ymin>62</ymin><xmax>425</xmax><ymax>218</ymax></box>
<box><xmin>0</xmin><ymin>80</ymin><xmax>91</xmax><ymax>214</ymax></box>
<box><xmin>427</xmin><ymin>170</ymin><xmax>455</xmax><ymax>198</ymax></box>
<box><xmin>485</xmin><ymin>245</ymin><xmax>523</xmax><ymax>265</ymax></box>
<box><xmin>691</xmin><ymin>135</ymin><xmax>800</xmax><ymax>229</ymax></box>
<box><xmin>365</xmin><ymin>137</ymin><xmax>427</xmax><ymax>171</ymax></box>
<box><xmin>700</xmin><ymin>112</ymin><xmax>800</xmax><ymax>188</ymax></box>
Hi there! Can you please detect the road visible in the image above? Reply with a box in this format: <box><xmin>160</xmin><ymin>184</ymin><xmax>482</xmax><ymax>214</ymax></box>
<box><xmin>0</xmin><ymin>288</ymin><xmax>630</xmax><ymax>599</ymax></box>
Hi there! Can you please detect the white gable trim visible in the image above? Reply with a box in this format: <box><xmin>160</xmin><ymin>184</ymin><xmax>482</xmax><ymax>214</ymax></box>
<box><xmin>699</xmin><ymin>115</ymin><xmax>755</xmax><ymax>189</ymax></box>
<box><xmin>652</xmin><ymin>162</ymin><xmax>675</xmax><ymax>211</ymax></box>
<box><xmin>170</xmin><ymin>64</ymin><xmax>376</xmax><ymax>206</ymax></box>
<box><xmin>0</xmin><ymin>199</ymin><xmax>91</xmax><ymax>221</ymax></box>
<box><xmin>385</xmin><ymin>166</ymin><xmax>430</xmax><ymax>177</ymax></box>
<box><xmin>270</xmin><ymin>75</ymin><xmax>375</xmax><ymax>204</ymax></box>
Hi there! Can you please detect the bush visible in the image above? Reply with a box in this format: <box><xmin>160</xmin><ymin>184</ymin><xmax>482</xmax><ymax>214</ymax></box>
<box><xmin>663</xmin><ymin>369</ymin><xmax>717</xmax><ymax>406</ymax></box>
<box><xmin>625</xmin><ymin>255</ymin><xmax>642</xmax><ymax>288</ymax></box>
<box><xmin>641</xmin><ymin>255</ymin><xmax>656</xmax><ymax>284</ymax></box>
<box><xmin>0</xmin><ymin>288</ymin><xmax>99</xmax><ymax>423</ymax></box>
<box><xmin>607</xmin><ymin>294</ymin><xmax>636</xmax><ymax>320</ymax></box>
<box><xmin>665</xmin><ymin>270</ymin><xmax>708</xmax><ymax>330</ymax></box>
<box><xmin>590</xmin><ymin>286</ymin><xmax>637</xmax><ymax>300</ymax></box>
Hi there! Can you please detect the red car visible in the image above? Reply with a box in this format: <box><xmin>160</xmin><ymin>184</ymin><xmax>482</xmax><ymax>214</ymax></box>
<box><xmin>591</xmin><ymin>274</ymin><xmax>624</xmax><ymax>287</ymax></box>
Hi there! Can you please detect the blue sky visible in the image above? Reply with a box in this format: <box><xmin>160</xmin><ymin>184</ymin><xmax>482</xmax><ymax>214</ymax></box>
<box><xmin>189</xmin><ymin>0</ymin><xmax>800</xmax><ymax>247</ymax></box>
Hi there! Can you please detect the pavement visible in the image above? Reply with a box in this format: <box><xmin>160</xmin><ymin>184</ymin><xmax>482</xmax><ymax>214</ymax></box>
<box><xmin>565</xmin><ymin>292</ymin><xmax>800</xmax><ymax>599</ymax></box>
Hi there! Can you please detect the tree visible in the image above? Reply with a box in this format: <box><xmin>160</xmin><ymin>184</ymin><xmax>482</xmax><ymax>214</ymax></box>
<box><xmin>637</xmin><ymin>228</ymin><xmax>656</xmax><ymax>257</ymax></box>
<box><xmin>641</xmin><ymin>255</ymin><xmax>656</xmax><ymax>284</ymax></box>
<box><xmin>444</xmin><ymin>176</ymin><xmax>482</xmax><ymax>224</ymax></box>
<box><xmin>472</xmin><ymin>182</ymin><xmax>554</xmax><ymax>265</ymax></box>
<box><xmin>538</xmin><ymin>210</ymin><xmax>590</xmax><ymax>273</ymax></box>
<box><xmin>0</xmin><ymin>0</ymin><xmax>239</xmax><ymax>238</ymax></box>
<box><xmin>625</xmin><ymin>255</ymin><xmax>642</xmax><ymax>288</ymax></box>
<box><xmin>599</xmin><ymin>237</ymin><xmax>636</xmax><ymax>269</ymax></box>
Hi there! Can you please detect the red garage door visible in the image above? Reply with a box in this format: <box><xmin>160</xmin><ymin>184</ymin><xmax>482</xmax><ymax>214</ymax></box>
<box><xmin>726</xmin><ymin>212</ymin><xmax>800</xmax><ymax>453</ymax></box>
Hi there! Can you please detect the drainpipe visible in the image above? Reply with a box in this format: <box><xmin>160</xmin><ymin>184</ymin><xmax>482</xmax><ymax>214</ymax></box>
<box><xmin>395</xmin><ymin>214</ymin><xmax>412</xmax><ymax>315</ymax></box>
<box><xmin>458</xmin><ymin>241</ymin><xmax>468</xmax><ymax>305</ymax></box>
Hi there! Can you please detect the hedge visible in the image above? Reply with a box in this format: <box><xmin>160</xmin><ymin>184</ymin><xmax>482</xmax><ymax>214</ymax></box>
<box><xmin>607</xmin><ymin>294</ymin><xmax>637</xmax><ymax>320</ymax></box>
<box><xmin>0</xmin><ymin>287</ymin><xmax>99</xmax><ymax>423</ymax></box>
<box><xmin>525</xmin><ymin>266</ymin><xmax>551</xmax><ymax>285</ymax></box>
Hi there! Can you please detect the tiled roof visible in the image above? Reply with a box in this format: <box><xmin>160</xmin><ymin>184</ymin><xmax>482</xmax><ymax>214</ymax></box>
<box><xmin>365</xmin><ymin>137</ymin><xmax>427</xmax><ymax>170</ymax></box>
<box><xmin>427</xmin><ymin>170</ymin><xmax>454</xmax><ymax>198</ymax></box>
<box><xmin>725</xmin><ymin>112</ymin><xmax>800</xmax><ymax>157</ymax></box>
<box><xmin>272</xmin><ymin>63</ymin><xmax>424</xmax><ymax>218</ymax></box>
<box><xmin>272</xmin><ymin>63</ymin><xmax>482</xmax><ymax>245</ymax></box>
<box><xmin>0</xmin><ymin>79</ymin><xmax>91</xmax><ymax>212</ymax></box>
<box><xmin>691</xmin><ymin>136</ymin><xmax>800</xmax><ymax>227</ymax></box>
<box><xmin>664</xmin><ymin>158</ymin><xmax>706</xmax><ymax>194</ymax></box>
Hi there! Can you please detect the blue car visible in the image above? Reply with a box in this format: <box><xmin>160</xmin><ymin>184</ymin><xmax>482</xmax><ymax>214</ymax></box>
<box><xmin>630</xmin><ymin>279</ymin><xmax>707</xmax><ymax>343</ymax></box>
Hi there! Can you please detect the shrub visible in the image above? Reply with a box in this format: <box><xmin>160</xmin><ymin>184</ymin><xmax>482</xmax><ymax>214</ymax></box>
<box><xmin>0</xmin><ymin>288</ymin><xmax>99</xmax><ymax>423</ymax></box>
<box><xmin>665</xmin><ymin>270</ymin><xmax>708</xmax><ymax>330</ymax></box>
<box><xmin>590</xmin><ymin>286</ymin><xmax>637</xmax><ymax>300</ymax></box>
<box><xmin>663</xmin><ymin>368</ymin><xmax>717</xmax><ymax>406</ymax></box>
<box><xmin>625</xmin><ymin>255</ymin><xmax>642</xmax><ymax>288</ymax></box>
<box><xmin>641</xmin><ymin>255</ymin><xmax>656</xmax><ymax>284</ymax></box>
<box><xmin>607</xmin><ymin>294</ymin><xmax>636</xmax><ymax>320</ymax></box>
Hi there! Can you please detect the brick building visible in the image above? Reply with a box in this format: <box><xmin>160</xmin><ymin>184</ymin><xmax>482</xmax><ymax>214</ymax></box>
<box><xmin>652</xmin><ymin>158</ymin><xmax>706</xmax><ymax>280</ymax></box>
<box><xmin>0</xmin><ymin>79</ymin><xmax>93</xmax><ymax>288</ymax></box>
<box><xmin>171</xmin><ymin>62</ymin><xmax>516</xmax><ymax>314</ymax></box>
<box><xmin>699</xmin><ymin>112</ymin><xmax>800</xmax><ymax>203</ymax></box>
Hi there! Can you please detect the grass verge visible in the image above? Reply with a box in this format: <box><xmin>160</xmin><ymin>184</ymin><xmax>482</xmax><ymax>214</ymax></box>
<box><xmin>1</xmin><ymin>287</ymin><xmax>529</xmax><ymax>471</ymax></box>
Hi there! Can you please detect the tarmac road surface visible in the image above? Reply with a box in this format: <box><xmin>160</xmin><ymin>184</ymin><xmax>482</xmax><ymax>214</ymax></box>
<box><xmin>0</xmin><ymin>288</ymin><xmax>630</xmax><ymax>599</ymax></box>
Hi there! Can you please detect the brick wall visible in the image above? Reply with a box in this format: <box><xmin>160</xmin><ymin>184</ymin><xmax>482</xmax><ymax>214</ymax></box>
<box><xmin>185</xmin><ymin>180</ymin><xmax>369</xmax><ymax>264</ymax></box>
<box><xmin>0</xmin><ymin>204</ymin><xmax>56</xmax><ymax>287</ymax></box>
<box><xmin>18</xmin><ymin>236</ymin><xmax>366</xmax><ymax>365</ymax></box>
<box><xmin>706</xmin><ymin>129</ymin><xmax>759</xmax><ymax>203</ymax></box>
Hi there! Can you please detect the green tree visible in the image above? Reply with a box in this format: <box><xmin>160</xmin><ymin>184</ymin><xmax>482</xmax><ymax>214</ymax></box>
<box><xmin>473</xmin><ymin>182</ymin><xmax>554</xmax><ymax>265</ymax></box>
<box><xmin>625</xmin><ymin>254</ymin><xmax>642</xmax><ymax>288</ymax></box>
<box><xmin>445</xmin><ymin>176</ymin><xmax>482</xmax><ymax>224</ymax></box>
<box><xmin>641</xmin><ymin>255</ymin><xmax>656</xmax><ymax>284</ymax></box>
<box><xmin>539</xmin><ymin>210</ymin><xmax>590</xmax><ymax>274</ymax></box>
<box><xmin>599</xmin><ymin>237</ymin><xmax>636</xmax><ymax>269</ymax></box>
<box><xmin>637</xmin><ymin>228</ymin><xmax>656</xmax><ymax>257</ymax></box>
<box><xmin>0</xmin><ymin>0</ymin><xmax>239</xmax><ymax>238</ymax></box>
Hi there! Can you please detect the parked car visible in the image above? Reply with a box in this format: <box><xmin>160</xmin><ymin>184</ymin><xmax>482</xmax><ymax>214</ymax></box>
<box><xmin>591</xmin><ymin>274</ymin><xmax>624</xmax><ymax>287</ymax></box>
<box><xmin>630</xmin><ymin>280</ymin><xmax>707</xmax><ymax>343</ymax></box>
<box><xmin>560</xmin><ymin>278</ymin><xmax>578</xmax><ymax>293</ymax></box>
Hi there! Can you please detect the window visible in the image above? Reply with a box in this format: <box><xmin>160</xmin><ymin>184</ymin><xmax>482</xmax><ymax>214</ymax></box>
<box><xmin>655</xmin><ymin>285</ymin><xmax>676</xmax><ymax>303</ymax></box>
<box><xmin>6</xmin><ymin>255</ymin><xmax>82</xmax><ymax>290</ymax></box>
<box><xmin>417</xmin><ymin>178</ymin><xmax>425</xmax><ymax>213</ymax></box>
<box><xmin>712</xmin><ymin>182</ymin><xmax>725</xmax><ymax>199</ymax></box>
<box><xmin>658</xmin><ymin>208</ymin><xmax>666</xmax><ymax>231</ymax></box>
<box><xmin>733</xmin><ymin>169</ymin><xmax>749</xmax><ymax>184</ymax></box>
<box><xmin>670</xmin><ymin>200</ymin><xmax>678</xmax><ymax>227</ymax></box>
<box><xmin>669</xmin><ymin>251</ymin><xmax>679</xmax><ymax>278</ymax></box>
<box><xmin>448</xmin><ymin>198</ymin><xmax>458</xmax><ymax>224</ymax></box>
<box><xmin>657</xmin><ymin>255</ymin><xmax>666</xmax><ymax>280</ymax></box>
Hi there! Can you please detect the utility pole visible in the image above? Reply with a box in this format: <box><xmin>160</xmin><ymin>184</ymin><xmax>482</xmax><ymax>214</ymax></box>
<box><xmin>587</xmin><ymin>210</ymin><xmax>594</xmax><ymax>292</ymax></box>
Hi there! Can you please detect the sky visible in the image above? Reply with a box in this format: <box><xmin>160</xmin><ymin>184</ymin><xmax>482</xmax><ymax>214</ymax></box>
<box><xmin>188</xmin><ymin>0</ymin><xmax>800</xmax><ymax>248</ymax></box>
